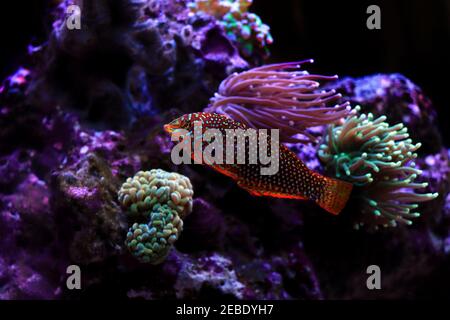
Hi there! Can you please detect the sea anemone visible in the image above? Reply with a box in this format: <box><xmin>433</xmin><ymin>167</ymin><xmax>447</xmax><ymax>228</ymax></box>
<box><xmin>318</xmin><ymin>106</ymin><xmax>438</xmax><ymax>229</ymax></box>
<box><xmin>204</xmin><ymin>60</ymin><xmax>351</xmax><ymax>143</ymax></box>
<box><xmin>118</xmin><ymin>169</ymin><xmax>194</xmax><ymax>219</ymax></box>
<box><xmin>125</xmin><ymin>204</ymin><xmax>183</xmax><ymax>264</ymax></box>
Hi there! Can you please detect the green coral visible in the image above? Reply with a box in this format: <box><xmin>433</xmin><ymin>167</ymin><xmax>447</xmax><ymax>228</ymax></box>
<box><xmin>118</xmin><ymin>169</ymin><xmax>193</xmax><ymax>219</ymax></box>
<box><xmin>188</xmin><ymin>0</ymin><xmax>273</xmax><ymax>58</ymax></box>
<box><xmin>125</xmin><ymin>204</ymin><xmax>183</xmax><ymax>263</ymax></box>
<box><xmin>221</xmin><ymin>9</ymin><xmax>273</xmax><ymax>58</ymax></box>
<box><xmin>119</xmin><ymin>169</ymin><xmax>193</xmax><ymax>264</ymax></box>
<box><xmin>318</xmin><ymin>106</ymin><xmax>438</xmax><ymax>229</ymax></box>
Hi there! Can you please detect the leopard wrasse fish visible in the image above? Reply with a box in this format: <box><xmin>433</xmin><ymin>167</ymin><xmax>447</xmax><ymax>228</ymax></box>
<box><xmin>164</xmin><ymin>112</ymin><xmax>353</xmax><ymax>215</ymax></box>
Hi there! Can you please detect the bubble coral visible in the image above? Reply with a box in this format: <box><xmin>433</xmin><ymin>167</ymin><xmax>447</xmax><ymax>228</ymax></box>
<box><xmin>318</xmin><ymin>106</ymin><xmax>438</xmax><ymax>229</ymax></box>
<box><xmin>119</xmin><ymin>169</ymin><xmax>194</xmax><ymax>263</ymax></box>
<box><xmin>118</xmin><ymin>169</ymin><xmax>194</xmax><ymax>219</ymax></box>
<box><xmin>204</xmin><ymin>60</ymin><xmax>351</xmax><ymax>143</ymax></box>
<box><xmin>125</xmin><ymin>204</ymin><xmax>183</xmax><ymax>263</ymax></box>
<box><xmin>188</xmin><ymin>0</ymin><xmax>273</xmax><ymax>58</ymax></box>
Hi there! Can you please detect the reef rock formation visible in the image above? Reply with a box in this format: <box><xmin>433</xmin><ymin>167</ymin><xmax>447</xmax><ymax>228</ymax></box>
<box><xmin>26</xmin><ymin>0</ymin><xmax>253</xmax><ymax>128</ymax></box>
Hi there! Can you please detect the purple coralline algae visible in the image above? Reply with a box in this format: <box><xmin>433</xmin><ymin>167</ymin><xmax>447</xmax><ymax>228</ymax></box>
<box><xmin>0</xmin><ymin>0</ymin><xmax>448</xmax><ymax>300</ymax></box>
<box><xmin>174</xmin><ymin>253</ymin><xmax>246</xmax><ymax>298</ymax></box>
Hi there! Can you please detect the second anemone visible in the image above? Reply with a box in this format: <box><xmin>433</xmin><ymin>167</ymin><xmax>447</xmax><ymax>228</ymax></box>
<box><xmin>318</xmin><ymin>106</ymin><xmax>438</xmax><ymax>229</ymax></box>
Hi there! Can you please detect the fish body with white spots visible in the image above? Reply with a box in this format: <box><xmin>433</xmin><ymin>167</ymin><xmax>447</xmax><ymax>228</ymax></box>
<box><xmin>164</xmin><ymin>112</ymin><xmax>353</xmax><ymax>215</ymax></box>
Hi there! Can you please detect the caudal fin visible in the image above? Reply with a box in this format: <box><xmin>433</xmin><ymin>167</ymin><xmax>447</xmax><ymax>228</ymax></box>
<box><xmin>317</xmin><ymin>177</ymin><xmax>353</xmax><ymax>215</ymax></box>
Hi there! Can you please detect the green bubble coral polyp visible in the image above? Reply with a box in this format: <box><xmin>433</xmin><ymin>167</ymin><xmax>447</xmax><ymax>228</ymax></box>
<box><xmin>318</xmin><ymin>106</ymin><xmax>438</xmax><ymax>229</ymax></box>
<box><xmin>119</xmin><ymin>169</ymin><xmax>193</xmax><ymax>263</ymax></box>
<box><xmin>118</xmin><ymin>169</ymin><xmax>193</xmax><ymax>219</ymax></box>
<box><xmin>125</xmin><ymin>204</ymin><xmax>184</xmax><ymax>264</ymax></box>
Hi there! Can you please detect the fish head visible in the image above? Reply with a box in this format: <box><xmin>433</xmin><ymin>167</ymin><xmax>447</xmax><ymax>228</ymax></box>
<box><xmin>164</xmin><ymin>115</ymin><xmax>190</xmax><ymax>134</ymax></box>
<box><xmin>164</xmin><ymin>113</ymin><xmax>210</xmax><ymax>134</ymax></box>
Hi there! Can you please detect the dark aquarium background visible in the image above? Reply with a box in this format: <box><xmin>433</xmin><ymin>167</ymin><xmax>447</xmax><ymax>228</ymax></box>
<box><xmin>0</xmin><ymin>0</ymin><xmax>449</xmax><ymax>300</ymax></box>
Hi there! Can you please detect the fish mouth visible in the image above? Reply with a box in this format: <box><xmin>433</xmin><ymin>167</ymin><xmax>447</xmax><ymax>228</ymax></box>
<box><xmin>164</xmin><ymin>117</ymin><xmax>183</xmax><ymax>134</ymax></box>
<box><xmin>163</xmin><ymin>123</ymin><xmax>175</xmax><ymax>134</ymax></box>
<box><xmin>164</xmin><ymin>117</ymin><xmax>185</xmax><ymax>135</ymax></box>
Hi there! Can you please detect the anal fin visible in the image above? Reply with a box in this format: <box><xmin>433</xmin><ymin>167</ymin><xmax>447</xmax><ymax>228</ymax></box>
<box><xmin>237</xmin><ymin>180</ymin><xmax>306</xmax><ymax>200</ymax></box>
